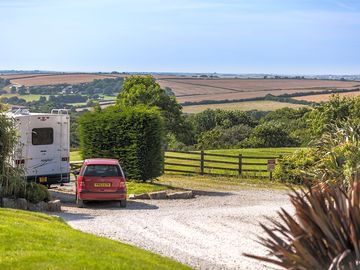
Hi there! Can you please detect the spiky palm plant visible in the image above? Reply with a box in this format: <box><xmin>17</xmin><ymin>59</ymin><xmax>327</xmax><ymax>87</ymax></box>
<box><xmin>308</xmin><ymin>120</ymin><xmax>360</xmax><ymax>190</ymax></box>
<box><xmin>245</xmin><ymin>181</ymin><xmax>360</xmax><ymax>269</ymax></box>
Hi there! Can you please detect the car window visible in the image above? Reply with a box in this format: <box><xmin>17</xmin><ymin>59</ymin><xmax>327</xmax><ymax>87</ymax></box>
<box><xmin>82</xmin><ymin>165</ymin><xmax>123</xmax><ymax>177</ymax></box>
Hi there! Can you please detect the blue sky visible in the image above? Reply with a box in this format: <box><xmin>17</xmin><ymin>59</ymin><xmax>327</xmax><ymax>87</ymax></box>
<box><xmin>0</xmin><ymin>0</ymin><xmax>359</xmax><ymax>74</ymax></box>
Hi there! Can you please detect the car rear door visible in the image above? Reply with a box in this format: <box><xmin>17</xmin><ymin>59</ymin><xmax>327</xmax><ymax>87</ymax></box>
<box><xmin>83</xmin><ymin>164</ymin><xmax>123</xmax><ymax>193</ymax></box>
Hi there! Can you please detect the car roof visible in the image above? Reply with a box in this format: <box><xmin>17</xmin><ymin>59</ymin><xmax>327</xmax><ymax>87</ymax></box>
<box><xmin>84</xmin><ymin>158</ymin><xmax>119</xmax><ymax>165</ymax></box>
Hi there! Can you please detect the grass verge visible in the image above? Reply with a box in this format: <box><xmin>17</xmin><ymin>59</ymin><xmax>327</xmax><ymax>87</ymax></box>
<box><xmin>0</xmin><ymin>209</ymin><xmax>190</xmax><ymax>270</ymax></box>
<box><xmin>127</xmin><ymin>181</ymin><xmax>171</xmax><ymax>194</ymax></box>
<box><xmin>157</xmin><ymin>174</ymin><xmax>290</xmax><ymax>191</ymax></box>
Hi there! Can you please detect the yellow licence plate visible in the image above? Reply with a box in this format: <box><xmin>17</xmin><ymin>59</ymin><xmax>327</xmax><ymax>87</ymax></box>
<box><xmin>39</xmin><ymin>177</ymin><xmax>47</xmax><ymax>183</ymax></box>
<box><xmin>94</xmin><ymin>183</ymin><xmax>111</xmax><ymax>188</ymax></box>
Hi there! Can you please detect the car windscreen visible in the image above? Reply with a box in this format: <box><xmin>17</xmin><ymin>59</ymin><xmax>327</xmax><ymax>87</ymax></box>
<box><xmin>83</xmin><ymin>165</ymin><xmax>122</xmax><ymax>177</ymax></box>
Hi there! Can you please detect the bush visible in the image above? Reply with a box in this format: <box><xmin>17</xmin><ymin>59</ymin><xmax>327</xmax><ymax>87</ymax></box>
<box><xmin>25</xmin><ymin>183</ymin><xmax>50</xmax><ymax>203</ymax></box>
<box><xmin>0</xmin><ymin>170</ymin><xmax>27</xmax><ymax>199</ymax></box>
<box><xmin>274</xmin><ymin>121</ymin><xmax>360</xmax><ymax>189</ymax></box>
<box><xmin>79</xmin><ymin>105</ymin><xmax>164</xmax><ymax>181</ymax></box>
<box><xmin>273</xmin><ymin>148</ymin><xmax>319</xmax><ymax>185</ymax></box>
<box><xmin>245</xmin><ymin>181</ymin><xmax>360</xmax><ymax>269</ymax></box>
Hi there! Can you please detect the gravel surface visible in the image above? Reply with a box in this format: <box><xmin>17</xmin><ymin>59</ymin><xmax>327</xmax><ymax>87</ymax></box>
<box><xmin>55</xmin><ymin>187</ymin><xmax>292</xmax><ymax>270</ymax></box>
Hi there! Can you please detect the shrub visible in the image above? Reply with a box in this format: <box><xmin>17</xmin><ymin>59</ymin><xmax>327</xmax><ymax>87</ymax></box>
<box><xmin>25</xmin><ymin>183</ymin><xmax>50</xmax><ymax>203</ymax></box>
<box><xmin>0</xmin><ymin>169</ymin><xmax>27</xmax><ymax>199</ymax></box>
<box><xmin>273</xmin><ymin>148</ymin><xmax>319</xmax><ymax>185</ymax></box>
<box><xmin>79</xmin><ymin>105</ymin><xmax>164</xmax><ymax>181</ymax></box>
<box><xmin>274</xmin><ymin>121</ymin><xmax>360</xmax><ymax>189</ymax></box>
<box><xmin>245</xmin><ymin>181</ymin><xmax>360</xmax><ymax>269</ymax></box>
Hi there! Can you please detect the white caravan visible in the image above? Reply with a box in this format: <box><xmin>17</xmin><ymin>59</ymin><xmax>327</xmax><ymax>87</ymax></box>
<box><xmin>6</xmin><ymin>108</ymin><xmax>70</xmax><ymax>186</ymax></box>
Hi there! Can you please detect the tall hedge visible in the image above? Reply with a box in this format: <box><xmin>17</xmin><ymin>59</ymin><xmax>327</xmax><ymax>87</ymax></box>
<box><xmin>78</xmin><ymin>105</ymin><xmax>164</xmax><ymax>180</ymax></box>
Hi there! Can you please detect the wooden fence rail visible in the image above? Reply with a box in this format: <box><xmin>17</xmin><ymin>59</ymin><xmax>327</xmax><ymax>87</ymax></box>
<box><xmin>164</xmin><ymin>150</ymin><xmax>279</xmax><ymax>179</ymax></box>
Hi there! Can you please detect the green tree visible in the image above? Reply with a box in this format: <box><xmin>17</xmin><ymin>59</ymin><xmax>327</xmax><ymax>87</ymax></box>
<box><xmin>243</xmin><ymin>123</ymin><xmax>296</xmax><ymax>148</ymax></box>
<box><xmin>18</xmin><ymin>86</ymin><xmax>27</xmax><ymax>95</ymax></box>
<box><xmin>188</xmin><ymin>109</ymin><xmax>256</xmax><ymax>136</ymax></box>
<box><xmin>197</xmin><ymin>124</ymin><xmax>252</xmax><ymax>149</ymax></box>
<box><xmin>117</xmin><ymin>76</ymin><xmax>183</xmax><ymax>139</ymax></box>
<box><xmin>306</xmin><ymin>94</ymin><xmax>360</xmax><ymax>138</ymax></box>
<box><xmin>10</xmin><ymin>86</ymin><xmax>17</xmax><ymax>94</ymax></box>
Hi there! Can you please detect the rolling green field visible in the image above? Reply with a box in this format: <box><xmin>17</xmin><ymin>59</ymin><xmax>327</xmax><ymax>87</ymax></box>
<box><xmin>0</xmin><ymin>94</ymin><xmax>51</xmax><ymax>102</ymax></box>
<box><xmin>0</xmin><ymin>94</ymin><xmax>116</xmax><ymax>105</ymax></box>
<box><xmin>165</xmin><ymin>148</ymin><xmax>301</xmax><ymax>177</ymax></box>
<box><xmin>182</xmin><ymin>100</ymin><xmax>309</xmax><ymax>113</ymax></box>
<box><xmin>0</xmin><ymin>209</ymin><xmax>190</xmax><ymax>270</ymax></box>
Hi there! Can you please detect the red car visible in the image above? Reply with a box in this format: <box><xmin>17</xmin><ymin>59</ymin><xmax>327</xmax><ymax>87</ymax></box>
<box><xmin>75</xmin><ymin>159</ymin><xmax>127</xmax><ymax>208</ymax></box>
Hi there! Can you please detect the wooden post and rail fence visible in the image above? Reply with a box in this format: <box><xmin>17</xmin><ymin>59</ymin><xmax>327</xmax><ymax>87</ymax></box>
<box><xmin>163</xmin><ymin>150</ymin><xmax>279</xmax><ymax>180</ymax></box>
<box><xmin>70</xmin><ymin>150</ymin><xmax>280</xmax><ymax>180</ymax></box>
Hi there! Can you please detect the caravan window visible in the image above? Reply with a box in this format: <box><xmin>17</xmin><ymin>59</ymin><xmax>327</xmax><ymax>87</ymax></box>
<box><xmin>32</xmin><ymin>128</ymin><xmax>54</xmax><ymax>145</ymax></box>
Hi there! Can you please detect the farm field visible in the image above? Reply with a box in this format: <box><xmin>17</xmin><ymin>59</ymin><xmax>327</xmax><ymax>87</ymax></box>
<box><xmin>157</xmin><ymin>78</ymin><xmax>360</xmax><ymax>103</ymax></box>
<box><xmin>182</xmin><ymin>100</ymin><xmax>308</xmax><ymax>113</ymax></box>
<box><xmin>0</xmin><ymin>94</ymin><xmax>51</xmax><ymax>102</ymax></box>
<box><xmin>3</xmin><ymin>73</ymin><xmax>121</xmax><ymax>86</ymax></box>
<box><xmin>165</xmin><ymin>147</ymin><xmax>302</xmax><ymax>178</ymax></box>
<box><xmin>293</xmin><ymin>90</ymin><xmax>360</xmax><ymax>102</ymax></box>
<box><xmin>0</xmin><ymin>209</ymin><xmax>189</xmax><ymax>270</ymax></box>
<box><xmin>0</xmin><ymin>73</ymin><xmax>50</xmax><ymax>80</ymax></box>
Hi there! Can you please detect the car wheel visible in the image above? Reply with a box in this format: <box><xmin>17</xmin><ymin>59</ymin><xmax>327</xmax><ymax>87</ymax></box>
<box><xmin>120</xmin><ymin>200</ymin><xmax>127</xmax><ymax>208</ymax></box>
<box><xmin>76</xmin><ymin>196</ymin><xmax>85</xmax><ymax>208</ymax></box>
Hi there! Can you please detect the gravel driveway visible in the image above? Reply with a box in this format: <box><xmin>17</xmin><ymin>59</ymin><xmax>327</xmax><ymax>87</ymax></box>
<box><xmin>55</xmin><ymin>187</ymin><xmax>292</xmax><ymax>270</ymax></box>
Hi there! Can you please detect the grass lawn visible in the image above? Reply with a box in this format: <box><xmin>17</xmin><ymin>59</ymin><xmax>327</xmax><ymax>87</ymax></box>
<box><xmin>165</xmin><ymin>147</ymin><xmax>302</xmax><ymax>178</ymax></box>
<box><xmin>182</xmin><ymin>100</ymin><xmax>309</xmax><ymax>113</ymax></box>
<box><xmin>127</xmin><ymin>181</ymin><xmax>170</xmax><ymax>194</ymax></box>
<box><xmin>101</xmin><ymin>94</ymin><xmax>117</xmax><ymax>101</ymax></box>
<box><xmin>0</xmin><ymin>209</ymin><xmax>190</xmax><ymax>270</ymax></box>
<box><xmin>157</xmin><ymin>174</ymin><xmax>290</xmax><ymax>191</ymax></box>
<box><xmin>70</xmin><ymin>151</ymin><xmax>82</xmax><ymax>161</ymax></box>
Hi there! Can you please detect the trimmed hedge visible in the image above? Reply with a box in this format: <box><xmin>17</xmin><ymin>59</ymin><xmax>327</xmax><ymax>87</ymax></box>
<box><xmin>79</xmin><ymin>105</ymin><xmax>164</xmax><ymax>180</ymax></box>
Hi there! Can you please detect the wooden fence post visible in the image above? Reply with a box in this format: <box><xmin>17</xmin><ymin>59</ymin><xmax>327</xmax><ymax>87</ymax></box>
<box><xmin>162</xmin><ymin>150</ymin><xmax>165</xmax><ymax>174</ymax></box>
<box><xmin>200</xmin><ymin>150</ymin><xmax>204</xmax><ymax>175</ymax></box>
<box><xmin>238</xmin><ymin>154</ymin><xmax>242</xmax><ymax>176</ymax></box>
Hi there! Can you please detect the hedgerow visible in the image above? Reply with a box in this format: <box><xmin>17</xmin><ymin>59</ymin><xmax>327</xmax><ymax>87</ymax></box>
<box><xmin>79</xmin><ymin>105</ymin><xmax>164</xmax><ymax>181</ymax></box>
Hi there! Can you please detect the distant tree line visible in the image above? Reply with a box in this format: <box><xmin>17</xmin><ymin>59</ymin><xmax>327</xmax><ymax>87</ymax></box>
<box><xmin>0</xmin><ymin>78</ymin><xmax>10</xmax><ymax>94</ymax></box>
<box><xmin>11</xmin><ymin>77</ymin><xmax>124</xmax><ymax>96</ymax></box>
